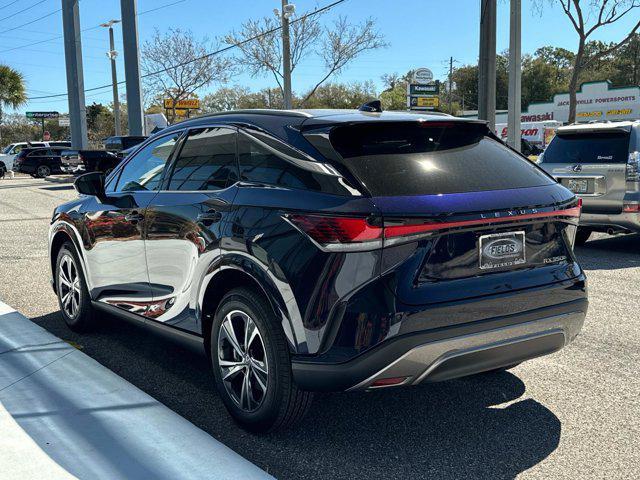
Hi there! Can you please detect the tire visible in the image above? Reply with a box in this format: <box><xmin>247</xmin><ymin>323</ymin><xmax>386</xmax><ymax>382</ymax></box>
<box><xmin>55</xmin><ymin>242</ymin><xmax>96</xmax><ymax>332</ymax></box>
<box><xmin>574</xmin><ymin>228</ymin><xmax>592</xmax><ymax>247</ymax></box>
<box><xmin>210</xmin><ymin>287</ymin><xmax>313</xmax><ymax>433</ymax></box>
<box><xmin>36</xmin><ymin>164</ymin><xmax>51</xmax><ymax>178</ymax></box>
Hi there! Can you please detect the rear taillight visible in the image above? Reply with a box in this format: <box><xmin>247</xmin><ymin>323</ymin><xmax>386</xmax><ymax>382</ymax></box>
<box><xmin>623</xmin><ymin>202</ymin><xmax>640</xmax><ymax>212</ymax></box>
<box><xmin>286</xmin><ymin>202</ymin><xmax>581</xmax><ymax>252</ymax></box>
<box><xmin>286</xmin><ymin>214</ymin><xmax>383</xmax><ymax>251</ymax></box>
<box><xmin>626</xmin><ymin>151</ymin><xmax>640</xmax><ymax>182</ymax></box>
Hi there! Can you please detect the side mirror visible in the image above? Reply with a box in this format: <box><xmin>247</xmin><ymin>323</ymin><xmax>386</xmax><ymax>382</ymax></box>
<box><xmin>74</xmin><ymin>172</ymin><xmax>106</xmax><ymax>200</ymax></box>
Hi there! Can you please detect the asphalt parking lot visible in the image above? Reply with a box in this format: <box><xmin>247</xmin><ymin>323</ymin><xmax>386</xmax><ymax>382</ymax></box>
<box><xmin>1</xmin><ymin>176</ymin><xmax>638</xmax><ymax>479</ymax></box>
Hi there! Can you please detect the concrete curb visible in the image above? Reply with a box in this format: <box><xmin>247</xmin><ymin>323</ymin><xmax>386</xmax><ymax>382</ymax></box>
<box><xmin>44</xmin><ymin>176</ymin><xmax>75</xmax><ymax>184</ymax></box>
<box><xmin>0</xmin><ymin>301</ymin><xmax>273</xmax><ymax>480</ymax></box>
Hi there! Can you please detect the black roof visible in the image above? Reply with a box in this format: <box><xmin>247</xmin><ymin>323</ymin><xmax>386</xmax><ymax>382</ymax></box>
<box><xmin>163</xmin><ymin>108</ymin><xmax>483</xmax><ymax>135</ymax></box>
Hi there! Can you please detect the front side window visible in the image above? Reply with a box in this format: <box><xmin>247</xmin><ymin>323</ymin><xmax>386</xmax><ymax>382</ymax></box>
<box><xmin>114</xmin><ymin>132</ymin><xmax>181</xmax><ymax>193</ymax></box>
<box><xmin>167</xmin><ymin>127</ymin><xmax>238</xmax><ymax>191</ymax></box>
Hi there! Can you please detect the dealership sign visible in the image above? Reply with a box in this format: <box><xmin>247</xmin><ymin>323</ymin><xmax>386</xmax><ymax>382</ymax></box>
<box><xmin>163</xmin><ymin>98</ymin><xmax>200</xmax><ymax>110</ymax></box>
<box><xmin>26</xmin><ymin>111</ymin><xmax>59</xmax><ymax>119</ymax></box>
<box><xmin>407</xmin><ymin>67</ymin><xmax>439</xmax><ymax>111</ymax></box>
<box><xmin>491</xmin><ymin>81</ymin><xmax>640</xmax><ymax>124</ymax></box>
<box><xmin>412</xmin><ymin>68</ymin><xmax>434</xmax><ymax>84</ymax></box>
<box><xmin>409</xmin><ymin>83</ymin><xmax>439</xmax><ymax>95</ymax></box>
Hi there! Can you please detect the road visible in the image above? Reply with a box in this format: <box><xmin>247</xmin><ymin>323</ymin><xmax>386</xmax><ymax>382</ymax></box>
<box><xmin>1</xmin><ymin>176</ymin><xmax>638</xmax><ymax>479</ymax></box>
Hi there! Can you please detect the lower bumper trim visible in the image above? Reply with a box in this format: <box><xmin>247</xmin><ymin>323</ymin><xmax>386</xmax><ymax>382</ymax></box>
<box><xmin>347</xmin><ymin>311</ymin><xmax>583</xmax><ymax>391</ymax></box>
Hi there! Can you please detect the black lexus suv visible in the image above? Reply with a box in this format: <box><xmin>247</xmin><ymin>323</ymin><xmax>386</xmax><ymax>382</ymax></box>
<box><xmin>49</xmin><ymin>106</ymin><xmax>588</xmax><ymax>432</ymax></box>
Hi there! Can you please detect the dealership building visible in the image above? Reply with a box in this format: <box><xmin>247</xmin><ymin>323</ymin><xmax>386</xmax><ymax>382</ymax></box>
<box><xmin>464</xmin><ymin>80</ymin><xmax>640</xmax><ymax>124</ymax></box>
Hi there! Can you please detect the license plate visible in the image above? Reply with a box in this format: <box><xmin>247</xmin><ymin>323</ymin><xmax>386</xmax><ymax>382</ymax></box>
<box><xmin>479</xmin><ymin>231</ymin><xmax>526</xmax><ymax>270</ymax></box>
<box><xmin>567</xmin><ymin>178</ymin><xmax>588</xmax><ymax>193</ymax></box>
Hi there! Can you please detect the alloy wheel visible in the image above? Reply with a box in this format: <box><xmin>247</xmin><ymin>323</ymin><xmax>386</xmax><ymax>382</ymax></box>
<box><xmin>37</xmin><ymin>165</ymin><xmax>51</xmax><ymax>178</ymax></box>
<box><xmin>217</xmin><ymin>310</ymin><xmax>269</xmax><ymax>412</ymax></box>
<box><xmin>58</xmin><ymin>255</ymin><xmax>81</xmax><ymax>319</ymax></box>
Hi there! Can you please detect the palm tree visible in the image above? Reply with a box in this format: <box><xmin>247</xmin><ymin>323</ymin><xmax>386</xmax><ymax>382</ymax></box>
<box><xmin>0</xmin><ymin>65</ymin><xmax>27</xmax><ymax>144</ymax></box>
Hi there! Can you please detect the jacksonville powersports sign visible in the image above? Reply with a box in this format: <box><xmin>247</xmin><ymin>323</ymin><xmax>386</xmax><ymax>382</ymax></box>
<box><xmin>492</xmin><ymin>81</ymin><xmax>640</xmax><ymax>124</ymax></box>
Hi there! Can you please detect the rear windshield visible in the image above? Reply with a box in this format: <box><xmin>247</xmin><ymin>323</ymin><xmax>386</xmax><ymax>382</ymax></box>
<box><xmin>542</xmin><ymin>131</ymin><xmax>631</xmax><ymax>164</ymax></box>
<box><xmin>328</xmin><ymin>122</ymin><xmax>553</xmax><ymax>196</ymax></box>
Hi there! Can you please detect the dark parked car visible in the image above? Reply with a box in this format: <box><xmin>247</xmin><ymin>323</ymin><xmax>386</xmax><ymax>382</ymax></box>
<box><xmin>14</xmin><ymin>147</ymin><xmax>67</xmax><ymax>177</ymax></box>
<box><xmin>48</xmin><ymin>107</ymin><xmax>588</xmax><ymax>432</ymax></box>
<box><xmin>61</xmin><ymin>149</ymin><xmax>120</xmax><ymax>175</ymax></box>
<box><xmin>103</xmin><ymin>135</ymin><xmax>147</xmax><ymax>152</ymax></box>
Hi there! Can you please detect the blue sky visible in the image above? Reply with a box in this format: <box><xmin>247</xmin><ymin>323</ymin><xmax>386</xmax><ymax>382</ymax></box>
<box><xmin>1</xmin><ymin>0</ymin><xmax>638</xmax><ymax>114</ymax></box>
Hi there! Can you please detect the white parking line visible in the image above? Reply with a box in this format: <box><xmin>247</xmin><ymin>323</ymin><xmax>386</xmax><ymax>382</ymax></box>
<box><xmin>0</xmin><ymin>301</ymin><xmax>273</xmax><ymax>480</ymax></box>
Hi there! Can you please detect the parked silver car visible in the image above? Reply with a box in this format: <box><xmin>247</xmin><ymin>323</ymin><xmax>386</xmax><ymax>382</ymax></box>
<box><xmin>539</xmin><ymin>121</ymin><xmax>640</xmax><ymax>245</ymax></box>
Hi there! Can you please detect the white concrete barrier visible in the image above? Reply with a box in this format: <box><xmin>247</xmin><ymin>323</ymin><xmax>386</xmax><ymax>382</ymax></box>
<box><xmin>0</xmin><ymin>301</ymin><xmax>273</xmax><ymax>480</ymax></box>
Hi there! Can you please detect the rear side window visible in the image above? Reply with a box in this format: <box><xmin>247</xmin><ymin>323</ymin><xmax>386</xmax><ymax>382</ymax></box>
<box><xmin>328</xmin><ymin>122</ymin><xmax>554</xmax><ymax>196</ymax></box>
<box><xmin>167</xmin><ymin>127</ymin><xmax>238</xmax><ymax>191</ymax></box>
<box><xmin>542</xmin><ymin>131</ymin><xmax>631</xmax><ymax>164</ymax></box>
<box><xmin>237</xmin><ymin>129</ymin><xmax>354</xmax><ymax>195</ymax></box>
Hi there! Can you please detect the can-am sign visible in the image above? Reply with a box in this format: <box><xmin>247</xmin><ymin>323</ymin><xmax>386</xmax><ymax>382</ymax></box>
<box><xmin>412</xmin><ymin>68</ymin><xmax>433</xmax><ymax>84</ymax></box>
<box><xmin>492</xmin><ymin>81</ymin><xmax>640</xmax><ymax>124</ymax></box>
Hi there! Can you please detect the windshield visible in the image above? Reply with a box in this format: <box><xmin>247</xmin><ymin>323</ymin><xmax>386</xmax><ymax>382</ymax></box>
<box><xmin>542</xmin><ymin>131</ymin><xmax>631</xmax><ymax>164</ymax></box>
<box><xmin>328</xmin><ymin>122</ymin><xmax>554</xmax><ymax>196</ymax></box>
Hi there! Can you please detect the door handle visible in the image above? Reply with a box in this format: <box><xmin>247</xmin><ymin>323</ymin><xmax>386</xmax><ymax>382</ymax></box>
<box><xmin>125</xmin><ymin>211</ymin><xmax>144</xmax><ymax>223</ymax></box>
<box><xmin>197</xmin><ymin>209</ymin><xmax>222</xmax><ymax>224</ymax></box>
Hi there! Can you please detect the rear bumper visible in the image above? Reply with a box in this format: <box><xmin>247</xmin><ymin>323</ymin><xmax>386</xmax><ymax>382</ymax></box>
<box><xmin>61</xmin><ymin>164</ymin><xmax>84</xmax><ymax>173</ymax></box>
<box><xmin>580</xmin><ymin>211</ymin><xmax>640</xmax><ymax>232</ymax></box>
<box><xmin>291</xmin><ymin>298</ymin><xmax>587</xmax><ymax>392</ymax></box>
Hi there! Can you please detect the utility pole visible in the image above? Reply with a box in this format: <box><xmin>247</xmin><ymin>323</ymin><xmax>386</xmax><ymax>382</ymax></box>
<box><xmin>280</xmin><ymin>0</ymin><xmax>294</xmax><ymax>109</ymax></box>
<box><xmin>507</xmin><ymin>0</ymin><xmax>522</xmax><ymax>151</ymax></box>
<box><xmin>478</xmin><ymin>0</ymin><xmax>497</xmax><ymax>131</ymax></box>
<box><xmin>61</xmin><ymin>0</ymin><xmax>88</xmax><ymax>149</ymax></box>
<box><xmin>101</xmin><ymin>20</ymin><xmax>122</xmax><ymax>137</ymax></box>
<box><xmin>448</xmin><ymin>56</ymin><xmax>454</xmax><ymax>114</ymax></box>
<box><xmin>120</xmin><ymin>0</ymin><xmax>144</xmax><ymax>135</ymax></box>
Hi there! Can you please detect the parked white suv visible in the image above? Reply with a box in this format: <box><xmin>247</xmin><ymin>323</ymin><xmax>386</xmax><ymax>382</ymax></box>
<box><xmin>0</xmin><ymin>141</ymin><xmax>70</xmax><ymax>172</ymax></box>
<box><xmin>538</xmin><ymin>121</ymin><xmax>640</xmax><ymax>245</ymax></box>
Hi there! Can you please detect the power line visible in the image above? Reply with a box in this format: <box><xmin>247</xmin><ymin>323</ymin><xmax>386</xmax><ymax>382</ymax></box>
<box><xmin>1</xmin><ymin>9</ymin><xmax>61</xmax><ymax>35</ymax></box>
<box><xmin>0</xmin><ymin>0</ymin><xmax>187</xmax><ymax>54</ymax></box>
<box><xmin>0</xmin><ymin>1</ymin><xmax>20</xmax><ymax>11</ymax></box>
<box><xmin>27</xmin><ymin>0</ymin><xmax>347</xmax><ymax>101</ymax></box>
<box><xmin>0</xmin><ymin>0</ymin><xmax>49</xmax><ymax>24</ymax></box>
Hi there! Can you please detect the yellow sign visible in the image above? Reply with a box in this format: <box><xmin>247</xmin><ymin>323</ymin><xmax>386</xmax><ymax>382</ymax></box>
<box><xmin>607</xmin><ymin>108</ymin><xmax>632</xmax><ymax>116</ymax></box>
<box><xmin>416</xmin><ymin>96</ymin><xmax>439</xmax><ymax>107</ymax></box>
<box><xmin>576</xmin><ymin>111</ymin><xmax>602</xmax><ymax>118</ymax></box>
<box><xmin>174</xmin><ymin>109</ymin><xmax>188</xmax><ymax>117</ymax></box>
<box><xmin>164</xmin><ymin>98</ymin><xmax>200</xmax><ymax>110</ymax></box>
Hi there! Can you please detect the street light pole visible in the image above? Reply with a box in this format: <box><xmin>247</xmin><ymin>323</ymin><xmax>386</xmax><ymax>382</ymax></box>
<box><xmin>101</xmin><ymin>20</ymin><xmax>122</xmax><ymax>137</ymax></box>
<box><xmin>478</xmin><ymin>0</ymin><xmax>497</xmax><ymax>131</ymax></box>
<box><xmin>280</xmin><ymin>0</ymin><xmax>294</xmax><ymax>109</ymax></box>
<box><xmin>62</xmin><ymin>0</ymin><xmax>88</xmax><ymax>149</ymax></box>
<box><xmin>120</xmin><ymin>0</ymin><xmax>144</xmax><ymax>136</ymax></box>
<box><xmin>507</xmin><ymin>0</ymin><xmax>522</xmax><ymax>152</ymax></box>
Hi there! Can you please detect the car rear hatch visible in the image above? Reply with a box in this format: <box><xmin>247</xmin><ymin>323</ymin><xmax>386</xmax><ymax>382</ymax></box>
<box><xmin>539</xmin><ymin>125</ymin><xmax>634</xmax><ymax>214</ymax></box>
<box><xmin>305</xmin><ymin>119</ymin><xmax>581</xmax><ymax>306</ymax></box>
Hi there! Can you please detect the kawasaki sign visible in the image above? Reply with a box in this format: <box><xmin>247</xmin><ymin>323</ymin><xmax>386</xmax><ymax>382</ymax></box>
<box><xmin>409</xmin><ymin>84</ymin><xmax>439</xmax><ymax>95</ymax></box>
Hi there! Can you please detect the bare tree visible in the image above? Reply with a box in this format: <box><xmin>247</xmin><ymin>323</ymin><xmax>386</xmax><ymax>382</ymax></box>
<box><xmin>224</xmin><ymin>12</ymin><xmax>321</xmax><ymax>96</ymax></box>
<box><xmin>141</xmin><ymin>28</ymin><xmax>234</xmax><ymax>122</ymax></box>
<box><xmin>546</xmin><ymin>1</ymin><xmax>640</xmax><ymax>123</ymax></box>
<box><xmin>300</xmin><ymin>17</ymin><xmax>387</xmax><ymax>105</ymax></box>
<box><xmin>225</xmin><ymin>12</ymin><xmax>386</xmax><ymax>106</ymax></box>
